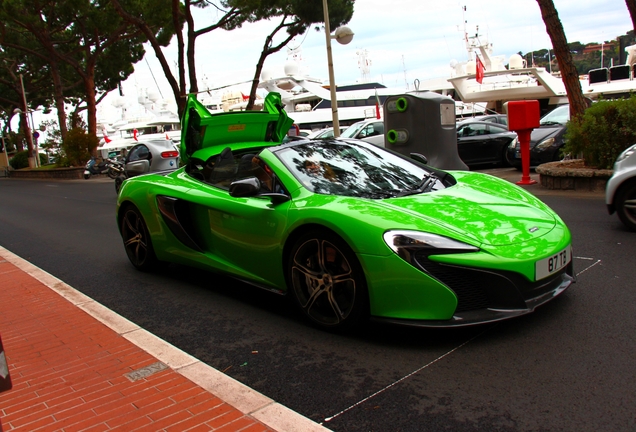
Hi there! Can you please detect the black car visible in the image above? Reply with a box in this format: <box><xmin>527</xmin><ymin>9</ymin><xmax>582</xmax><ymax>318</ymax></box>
<box><xmin>456</xmin><ymin>120</ymin><xmax>517</xmax><ymax>167</ymax></box>
<box><xmin>506</xmin><ymin>105</ymin><xmax>570</xmax><ymax>169</ymax></box>
<box><xmin>459</xmin><ymin>113</ymin><xmax>508</xmax><ymax>126</ymax></box>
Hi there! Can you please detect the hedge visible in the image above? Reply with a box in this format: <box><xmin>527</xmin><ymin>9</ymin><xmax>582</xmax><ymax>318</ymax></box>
<box><xmin>563</xmin><ymin>96</ymin><xmax>636</xmax><ymax>169</ymax></box>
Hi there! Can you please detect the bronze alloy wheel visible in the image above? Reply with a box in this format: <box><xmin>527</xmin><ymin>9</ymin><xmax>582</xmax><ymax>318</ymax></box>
<box><xmin>288</xmin><ymin>231</ymin><xmax>368</xmax><ymax>330</ymax></box>
<box><xmin>120</xmin><ymin>206</ymin><xmax>158</xmax><ymax>271</ymax></box>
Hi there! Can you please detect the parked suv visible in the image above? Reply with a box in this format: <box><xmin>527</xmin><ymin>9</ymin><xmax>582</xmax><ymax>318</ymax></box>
<box><xmin>606</xmin><ymin>143</ymin><xmax>636</xmax><ymax>231</ymax></box>
<box><xmin>506</xmin><ymin>104</ymin><xmax>569</xmax><ymax>169</ymax></box>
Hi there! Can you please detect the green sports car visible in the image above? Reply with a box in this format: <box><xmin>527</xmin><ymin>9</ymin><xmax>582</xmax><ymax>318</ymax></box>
<box><xmin>116</xmin><ymin>92</ymin><xmax>574</xmax><ymax>331</ymax></box>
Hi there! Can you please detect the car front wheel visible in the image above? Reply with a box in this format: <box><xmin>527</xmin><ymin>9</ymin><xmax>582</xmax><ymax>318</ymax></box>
<box><xmin>616</xmin><ymin>180</ymin><xmax>636</xmax><ymax>231</ymax></box>
<box><xmin>287</xmin><ymin>231</ymin><xmax>368</xmax><ymax>331</ymax></box>
<box><xmin>120</xmin><ymin>205</ymin><xmax>159</xmax><ymax>271</ymax></box>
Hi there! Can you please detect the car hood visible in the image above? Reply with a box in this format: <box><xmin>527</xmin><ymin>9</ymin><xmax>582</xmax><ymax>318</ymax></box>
<box><xmin>530</xmin><ymin>124</ymin><xmax>565</xmax><ymax>146</ymax></box>
<box><xmin>179</xmin><ymin>92</ymin><xmax>293</xmax><ymax>164</ymax></box>
<box><xmin>368</xmin><ymin>172</ymin><xmax>558</xmax><ymax>247</ymax></box>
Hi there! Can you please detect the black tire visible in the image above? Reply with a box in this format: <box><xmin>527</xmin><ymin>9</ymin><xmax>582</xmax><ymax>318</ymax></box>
<box><xmin>120</xmin><ymin>205</ymin><xmax>159</xmax><ymax>271</ymax></box>
<box><xmin>115</xmin><ymin>175</ymin><xmax>125</xmax><ymax>194</ymax></box>
<box><xmin>615</xmin><ymin>180</ymin><xmax>636</xmax><ymax>232</ymax></box>
<box><xmin>107</xmin><ymin>166</ymin><xmax>119</xmax><ymax>179</ymax></box>
<box><xmin>287</xmin><ymin>230</ymin><xmax>368</xmax><ymax>331</ymax></box>
<box><xmin>501</xmin><ymin>146</ymin><xmax>511</xmax><ymax>167</ymax></box>
<box><xmin>505</xmin><ymin>148</ymin><xmax>519</xmax><ymax>169</ymax></box>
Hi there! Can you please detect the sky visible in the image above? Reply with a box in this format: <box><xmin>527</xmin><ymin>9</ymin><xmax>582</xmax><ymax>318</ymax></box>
<box><xmin>94</xmin><ymin>0</ymin><xmax>633</xmax><ymax>123</ymax></box>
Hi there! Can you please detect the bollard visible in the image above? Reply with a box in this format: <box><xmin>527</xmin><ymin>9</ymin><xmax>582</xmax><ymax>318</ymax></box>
<box><xmin>506</xmin><ymin>100</ymin><xmax>540</xmax><ymax>185</ymax></box>
<box><xmin>0</xmin><ymin>334</ymin><xmax>11</xmax><ymax>394</ymax></box>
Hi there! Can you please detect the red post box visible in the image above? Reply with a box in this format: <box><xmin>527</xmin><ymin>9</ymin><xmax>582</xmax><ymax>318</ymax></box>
<box><xmin>506</xmin><ymin>100</ymin><xmax>540</xmax><ymax>185</ymax></box>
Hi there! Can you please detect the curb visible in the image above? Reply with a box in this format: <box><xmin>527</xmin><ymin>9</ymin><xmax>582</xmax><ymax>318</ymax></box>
<box><xmin>0</xmin><ymin>246</ymin><xmax>330</xmax><ymax>432</ymax></box>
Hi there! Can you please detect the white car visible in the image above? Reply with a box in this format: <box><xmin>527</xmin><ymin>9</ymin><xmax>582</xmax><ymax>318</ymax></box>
<box><xmin>606</xmin><ymin>143</ymin><xmax>636</xmax><ymax>231</ymax></box>
<box><xmin>340</xmin><ymin>119</ymin><xmax>385</xmax><ymax>147</ymax></box>
<box><xmin>305</xmin><ymin>126</ymin><xmax>346</xmax><ymax>139</ymax></box>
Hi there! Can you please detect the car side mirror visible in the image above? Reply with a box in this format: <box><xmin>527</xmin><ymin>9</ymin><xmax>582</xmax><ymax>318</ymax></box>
<box><xmin>410</xmin><ymin>153</ymin><xmax>428</xmax><ymax>165</ymax></box>
<box><xmin>229</xmin><ymin>178</ymin><xmax>290</xmax><ymax>204</ymax></box>
<box><xmin>229</xmin><ymin>177</ymin><xmax>261</xmax><ymax>197</ymax></box>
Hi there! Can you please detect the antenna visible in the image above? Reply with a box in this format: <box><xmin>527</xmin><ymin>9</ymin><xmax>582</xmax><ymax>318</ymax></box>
<box><xmin>402</xmin><ymin>55</ymin><xmax>408</xmax><ymax>90</ymax></box>
<box><xmin>356</xmin><ymin>49</ymin><xmax>371</xmax><ymax>83</ymax></box>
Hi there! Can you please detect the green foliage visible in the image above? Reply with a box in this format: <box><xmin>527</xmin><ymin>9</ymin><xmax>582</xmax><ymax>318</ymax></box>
<box><xmin>1</xmin><ymin>132</ymin><xmax>19</xmax><ymax>153</ymax></box>
<box><xmin>563</xmin><ymin>96</ymin><xmax>636</xmax><ymax>169</ymax></box>
<box><xmin>38</xmin><ymin>119</ymin><xmax>62</xmax><ymax>157</ymax></box>
<box><xmin>8</xmin><ymin>150</ymin><xmax>29</xmax><ymax>169</ymax></box>
<box><xmin>58</xmin><ymin>128</ymin><xmax>97</xmax><ymax>167</ymax></box>
<box><xmin>521</xmin><ymin>30</ymin><xmax>636</xmax><ymax>74</ymax></box>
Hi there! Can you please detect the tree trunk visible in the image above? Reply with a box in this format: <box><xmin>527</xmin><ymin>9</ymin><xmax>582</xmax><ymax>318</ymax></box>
<box><xmin>185</xmin><ymin>0</ymin><xmax>198</xmax><ymax>95</ymax></box>
<box><xmin>110</xmin><ymin>0</ymin><xmax>184</xmax><ymax>115</ymax></box>
<box><xmin>48</xmin><ymin>58</ymin><xmax>69</xmax><ymax>141</ymax></box>
<box><xmin>535</xmin><ymin>0</ymin><xmax>588</xmax><ymax>121</ymax></box>
<box><xmin>626</xmin><ymin>0</ymin><xmax>636</xmax><ymax>31</ymax></box>
<box><xmin>246</xmin><ymin>17</ymin><xmax>294</xmax><ymax>111</ymax></box>
<box><xmin>173</xmin><ymin>0</ymin><xmax>187</xmax><ymax>95</ymax></box>
<box><xmin>84</xmin><ymin>73</ymin><xmax>98</xmax><ymax>157</ymax></box>
<box><xmin>17</xmin><ymin>111</ymin><xmax>33</xmax><ymax>163</ymax></box>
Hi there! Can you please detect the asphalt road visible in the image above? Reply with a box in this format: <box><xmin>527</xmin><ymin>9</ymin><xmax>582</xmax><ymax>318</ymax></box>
<box><xmin>0</xmin><ymin>172</ymin><xmax>634</xmax><ymax>432</ymax></box>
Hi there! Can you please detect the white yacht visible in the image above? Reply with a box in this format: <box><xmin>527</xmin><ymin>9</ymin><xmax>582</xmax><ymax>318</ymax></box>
<box><xmin>258</xmin><ymin>62</ymin><xmax>485</xmax><ymax>130</ymax></box>
<box><xmin>97</xmin><ymin>93</ymin><xmax>181</xmax><ymax>158</ymax></box>
<box><xmin>448</xmin><ymin>31</ymin><xmax>636</xmax><ymax>112</ymax></box>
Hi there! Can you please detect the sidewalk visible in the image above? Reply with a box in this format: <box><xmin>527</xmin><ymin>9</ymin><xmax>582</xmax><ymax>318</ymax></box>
<box><xmin>0</xmin><ymin>247</ymin><xmax>329</xmax><ymax>432</ymax></box>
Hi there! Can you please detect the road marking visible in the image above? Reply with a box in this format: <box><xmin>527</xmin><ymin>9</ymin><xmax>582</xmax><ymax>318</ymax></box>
<box><xmin>323</xmin><ymin>256</ymin><xmax>602</xmax><ymax>423</ymax></box>
<box><xmin>576</xmin><ymin>259</ymin><xmax>602</xmax><ymax>277</ymax></box>
<box><xmin>323</xmin><ymin>326</ymin><xmax>494</xmax><ymax>424</ymax></box>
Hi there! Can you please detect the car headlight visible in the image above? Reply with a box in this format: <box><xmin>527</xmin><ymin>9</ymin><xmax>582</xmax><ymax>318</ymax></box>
<box><xmin>508</xmin><ymin>137</ymin><xmax>518</xmax><ymax>149</ymax></box>
<box><xmin>383</xmin><ymin>231</ymin><xmax>479</xmax><ymax>261</ymax></box>
<box><xmin>535</xmin><ymin>137</ymin><xmax>555</xmax><ymax>150</ymax></box>
<box><xmin>616</xmin><ymin>144</ymin><xmax>636</xmax><ymax>162</ymax></box>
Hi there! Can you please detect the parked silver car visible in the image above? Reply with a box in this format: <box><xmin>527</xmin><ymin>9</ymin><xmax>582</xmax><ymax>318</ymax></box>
<box><xmin>115</xmin><ymin>139</ymin><xmax>180</xmax><ymax>193</ymax></box>
<box><xmin>606</xmin><ymin>143</ymin><xmax>636</xmax><ymax>231</ymax></box>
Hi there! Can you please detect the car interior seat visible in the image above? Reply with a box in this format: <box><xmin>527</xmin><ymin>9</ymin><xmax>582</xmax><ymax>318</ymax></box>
<box><xmin>209</xmin><ymin>147</ymin><xmax>237</xmax><ymax>184</ymax></box>
<box><xmin>236</xmin><ymin>154</ymin><xmax>256</xmax><ymax>179</ymax></box>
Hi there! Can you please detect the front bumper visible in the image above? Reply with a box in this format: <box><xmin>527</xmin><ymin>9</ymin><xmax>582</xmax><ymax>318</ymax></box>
<box><xmin>371</xmin><ymin>258</ymin><xmax>575</xmax><ymax>328</ymax></box>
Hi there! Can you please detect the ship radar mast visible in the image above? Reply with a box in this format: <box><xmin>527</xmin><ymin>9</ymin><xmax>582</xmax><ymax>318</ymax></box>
<box><xmin>356</xmin><ymin>49</ymin><xmax>371</xmax><ymax>83</ymax></box>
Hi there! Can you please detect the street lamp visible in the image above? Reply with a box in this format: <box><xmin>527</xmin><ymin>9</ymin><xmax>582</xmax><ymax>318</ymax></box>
<box><xmin>322</xmin><ymin>0</ymin><xmax>354</xmax><ymax>138</ymax></box>
<box><xmin>15</xmin><ymin>74</ymin><xmax>38</xmax><ymax>168</ymax></box>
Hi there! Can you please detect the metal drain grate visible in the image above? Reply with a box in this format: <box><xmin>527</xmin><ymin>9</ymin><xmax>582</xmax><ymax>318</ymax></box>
<box><xmin>124</xmin><ymin>361</ymin><xmax>169</xmax><ymax>382</ymax></box>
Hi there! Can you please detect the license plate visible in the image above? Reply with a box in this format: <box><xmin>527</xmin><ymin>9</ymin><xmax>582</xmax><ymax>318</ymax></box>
<box><xmin>535</xmin><ymin>245</ymin><xmax>571</xmax><ymax>280</ymax></box>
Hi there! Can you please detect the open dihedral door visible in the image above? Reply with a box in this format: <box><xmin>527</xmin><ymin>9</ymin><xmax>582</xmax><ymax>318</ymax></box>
<box><xmin>179</xmin><ymin>92</ymin><xmax>293</xmax><ymax>165</ymax></box>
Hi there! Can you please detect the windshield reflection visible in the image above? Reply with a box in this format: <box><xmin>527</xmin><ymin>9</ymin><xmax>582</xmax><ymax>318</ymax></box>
<box><xmin>276</xmin><ymin>141</ymin><xmax>442</xmax><ymax>198</ymax></box>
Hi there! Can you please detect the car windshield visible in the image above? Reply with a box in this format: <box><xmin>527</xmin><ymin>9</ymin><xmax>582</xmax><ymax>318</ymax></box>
<box><xmin>340</xmin><ymin>121</ymin><xmax>366</xmax><ymax>139</ymax></box>
<box><xmin>540</xmin><ymin>105</ymin><xmax>570</xmax><ymax>125</ymax></box>
<box><xmin>276</xmin><ymin>141</ymin><xmax>446</xmax><ymax>198</ymax></box>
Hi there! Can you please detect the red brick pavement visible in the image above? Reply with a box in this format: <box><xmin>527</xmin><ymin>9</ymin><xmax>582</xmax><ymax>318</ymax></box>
<box><xmin>0</xmin><ymin>249</ymin><xmax>329</xmax><ymax>432</ymax></box>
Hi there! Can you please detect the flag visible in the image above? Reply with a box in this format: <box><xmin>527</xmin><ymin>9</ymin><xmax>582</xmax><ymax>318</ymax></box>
<box><xmin>476</xmin><ymin>56</ymin><xmax>485</xmax><ymax>84</ymax></box>
<box><xmin>241</xmin><ymin>92</ymin><xmax>250</xmax><ymax>101</ymax></box>
<box><xmin>102</xmin><ymin>127</ymin><xmax>111</xmax><ymax>143</ymax></box>
<box><xmin>375</xmin><ymin>88</ymin><xmax>381</xmax><ymax>119</ymax></box>
<box><xmin>133</xmin><ymin>129</ymin><xmax>138</xmax><ymax>141</ymax></box>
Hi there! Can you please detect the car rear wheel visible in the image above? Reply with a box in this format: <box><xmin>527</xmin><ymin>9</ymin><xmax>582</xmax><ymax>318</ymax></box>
<box><xmin>616</xmin><ymin>180</ymin><xmax>636</xmax><ymax>231</ymax></box>
<box><xmin>120</xmin><ymin>205</ymin><xmax>159</xmax><ymax>271</ymax></box>
<box><xmin>115</xmin><ymin>175</ymin><xmax>126</xmax><ymax>194</ymax></box>
<box><xmin>287</xmin><ymin>231</ymin><xmax>368</xmax><ymax>331</ymax></box>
